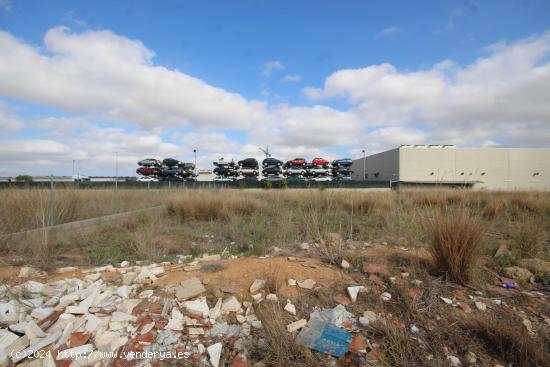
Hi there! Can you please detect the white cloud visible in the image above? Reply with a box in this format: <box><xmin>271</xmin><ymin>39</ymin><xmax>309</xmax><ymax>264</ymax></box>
<box><xmin>0</xmin><ymin>108</ymin><xmax>24</xmax><ymax>132</ymax></box>
<box><xmin>262</xmin><ymin>60</ymin><xmax>285</xmax><ymax>77</ymax></box>
<box><xmin>375</xmin><ymin>26</ymin><xmax>400</xmax><ymax>39</ymax></box>
<box><xmin>282</xmin><ymin>74</ymin><xmax>301</xmax><ymax>82</ymax></box>
<box><xmin>0</xmin><ymin>27</ymin><xmax>270</xmax><ymax>130</ymax></box>
<box><xmin>305</xmin><ymin>31</ymin><xmax>550</xmax><ymax>148</ymax></box>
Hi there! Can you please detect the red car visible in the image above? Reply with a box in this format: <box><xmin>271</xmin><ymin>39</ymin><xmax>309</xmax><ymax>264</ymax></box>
<box><xmin>312</xmin><ymin>157</ymin><xmax>330</xmax><ymax>167</ymax></box>
<box><xmin>288</xmin><ymin>158</ymin><xmax>307</xmax><ymax>166</ymax></box>
<box><xmin>136</xmin><ymin>167</ymin><xmax>160</xmax><ymax>176</ymax></box>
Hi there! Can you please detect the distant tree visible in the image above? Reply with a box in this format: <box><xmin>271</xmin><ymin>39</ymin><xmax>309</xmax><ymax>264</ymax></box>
<box><xmin>15</xmin><ymin>175</ymin><xmax>33</xmax><ymax>183</ymax></box>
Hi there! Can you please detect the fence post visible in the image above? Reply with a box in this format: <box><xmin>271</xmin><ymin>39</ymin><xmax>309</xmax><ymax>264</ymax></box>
<box><xmin>49</xmin><ymin>174</ymin><xmax>55</xmax><ymax>226</ymax></box>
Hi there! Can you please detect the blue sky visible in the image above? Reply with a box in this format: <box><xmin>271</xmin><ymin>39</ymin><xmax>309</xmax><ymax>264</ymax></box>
<box><xmin>0</xmin><ymin>0</ymin><xmax>549</xmax><ymax>175</ymax></box>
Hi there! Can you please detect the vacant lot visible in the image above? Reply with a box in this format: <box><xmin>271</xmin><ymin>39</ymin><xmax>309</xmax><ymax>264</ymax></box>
<box><xmin>2</xmin><ymin>188</ymin><xmax>549</xmax><ymax>366</ymax></box>
<box><xmin>1</xmin><ymin>188</ymin><xmax>548</xmax><ymax>268</ymax></box>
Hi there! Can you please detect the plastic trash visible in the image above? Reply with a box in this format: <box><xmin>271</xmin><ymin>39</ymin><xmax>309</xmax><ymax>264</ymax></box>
<box><xmin>501</xmin><ymin>281</ymin><xmax>518</xmax><ymax>289</ymax></box>
<box><xmin>296</xmin><ymin>319</ymin><xmax>352</xmax><ymax>357</ymax></box>
<box><xmin>309</xmin><ymin>304</ymin><xmax>356</xmax><ymax>328</ymax></box>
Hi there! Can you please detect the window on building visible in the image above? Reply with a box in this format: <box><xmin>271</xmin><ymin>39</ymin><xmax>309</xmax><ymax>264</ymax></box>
<box><xmin>374</xmin><ymin>172</ymin><xmax>379</xmax><ymax>178</ymax></box>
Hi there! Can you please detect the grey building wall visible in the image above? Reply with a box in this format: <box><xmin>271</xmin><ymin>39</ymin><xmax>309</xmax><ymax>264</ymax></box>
<box><xmin>352</xmin><ymin>146</ymin><xmax>550</xmax><ymax>190</ymax></box>
<box><xmin>351</xmin><ymin>148</ymin><xmax>399</xmax><ymax>182</ymax></box>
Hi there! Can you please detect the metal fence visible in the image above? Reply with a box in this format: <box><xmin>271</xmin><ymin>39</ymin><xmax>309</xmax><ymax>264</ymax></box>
<box><xmin>0</xmin><ymin>180</ymin><xmax>391</xmax><ymax>190</ymax></box>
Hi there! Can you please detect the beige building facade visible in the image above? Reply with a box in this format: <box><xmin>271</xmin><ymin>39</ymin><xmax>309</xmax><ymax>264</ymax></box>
<box><xmin>352</xmin><ymin>145</ymin><xmax>550</xmax><ymax>190</ymax></box>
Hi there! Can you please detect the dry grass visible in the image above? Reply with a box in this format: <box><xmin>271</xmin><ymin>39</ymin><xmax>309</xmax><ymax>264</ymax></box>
<box><xmin>0</xmin><ymin>188</ymin><xmax>170</xmax><ymax>235</ymax></box>
<box><xmin>425</xmin><ymin>206</ymin><xmax>486</xmax><ymax>284</ymax></box>
<box><xmin>2</xmin><ymin>188</ymin><xmax>548</xmax><ymax>269</ymax></box>
<box><xmin>457</xmin><ymin>313</ymin><xmax>550</xmax><ymax>367</ymax></box>
<box><xmin>166</xmin><ymin>190</ymin><xmax>266</xmax><ymax>221</ymax></box>
<box><xmin>253</xmin><ymin>302</ymin><xmax>322</xmax><ymax>366</ymax></box>
<box><xmin>508</xmin><ymin>214</ymin><xmax>545</xmax><ymax>259</ymax></box>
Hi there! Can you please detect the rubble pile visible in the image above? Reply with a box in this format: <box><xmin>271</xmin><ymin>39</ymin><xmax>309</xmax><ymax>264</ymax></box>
<box><xmin>1</xmin><ymin>249</ymin><xmax>549</xmax><ymax>367</ymax></box>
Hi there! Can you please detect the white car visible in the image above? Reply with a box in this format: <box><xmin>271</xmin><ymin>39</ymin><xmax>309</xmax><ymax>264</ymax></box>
<box><xmin>311</xmin><ymin>176</ymin><xmax>332</xmax><ymax>182</ymax></box>
<box><xmin>137</xmin><ymin>176</ymin><xmax>159</xmax><ymax>182</ymax></box>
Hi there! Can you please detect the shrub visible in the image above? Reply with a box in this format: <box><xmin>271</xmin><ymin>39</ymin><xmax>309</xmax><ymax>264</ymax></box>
<box><xmin>426</xmin><ymin>207</ymin><xmax>485</xmax><ymax>284</ymax></box>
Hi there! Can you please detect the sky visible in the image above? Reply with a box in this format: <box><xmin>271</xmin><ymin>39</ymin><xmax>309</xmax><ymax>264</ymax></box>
<box><xmin>0</xmin><ymin>0</ymin><xmax>549</xmax><ymax>176</ymax></box>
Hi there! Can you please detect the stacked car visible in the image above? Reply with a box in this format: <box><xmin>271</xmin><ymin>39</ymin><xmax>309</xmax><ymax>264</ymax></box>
<box><xmin>261</xmin><ymin>157</ymin><xmax>284</xmax><ymax>181</ymax></box>
<box><xmin>238</xmin><ymin>158</ymin><xmax>260</xmax><ymax>180</ymax></box>
<box><xmin>136</xmin><ymin>158</ymin><xmax>197</xmax><ymax>182</ymax></box>
<box><xmin>307</xmin><ymin>157</ymin><xmax>332</xmax><ymax>182</ymax></box>
<box><xmin>213</xmin><ymin>158</ymin><xmax>240</xmax><ymax>181</ymax></box>
<box><xmin>283</xmin><ymin>158</ymin><xmax>307</xmax><ymax>180</ymax></box>
<box><xmin>331</xmin><ymin>158</ymin><xmax>354</xmax><ymax>180</ymax></box>
<box><xmin>136</xmin><ymin>158</ymin><xmax>161</xmax><ymax>181</ymax></box>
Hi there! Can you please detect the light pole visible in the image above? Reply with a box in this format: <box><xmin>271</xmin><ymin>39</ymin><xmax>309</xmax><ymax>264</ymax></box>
<box><xmin>362</xmin><ymin>149</ymin><xmax>366</xmax><ymax>180</ymax></box>
<box><xmin>193</xmin><ymin>149</ymin><xmax>197</xmax><ymax>167</ymax></box>
<box><xmin>115</xmin><ymin>152</ymin><xmax>118</xmax><ymax>190</ymax></box>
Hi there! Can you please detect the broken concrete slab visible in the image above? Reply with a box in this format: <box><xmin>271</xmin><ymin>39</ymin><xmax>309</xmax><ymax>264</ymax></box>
<box><xmin>297</xmin><ymin>279</ymin><xmax>316</xmax><ymax>289</ymax></box>
<box><xmin>175</xmin><ymin>277</ymin><xmax>206</xmax><ymax>300</ymax></box>
<box><xmin>185</xmin><ymin>297</ymin><xmax>210</xmax><ymax>318</ymax></box>
<box><xmin>249</xmin><ymin>279</ymin><xmax>266</xmax><ymax>293</ymax></box>
<box><xmin>286</xmin><ymin>319</ymin><xmax>307</xmax><ymax>332</ymax></box>
<box><xmin>284</xmin><ymin>302</ymin><xmax>296</xmax><ymax>316</ymax></box>
<box><xmin>207</xmin><ymin>342</ymin><xmax>222</xmax><ymax>367</ymax></box>
<box><xmin>221</xmin><ymin>296</ymin><xmax>242</xmax><ymax>314</ymax></box>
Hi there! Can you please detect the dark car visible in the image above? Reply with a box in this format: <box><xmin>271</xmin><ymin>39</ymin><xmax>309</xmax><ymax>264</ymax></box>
<box><xmin>262</xmin><ymin>157</ymin><xmax>283</xmax><ymax>167</ymax></box>
<box><xmin>238</xmin><ymin>158</ymin><xmax>259</xmax><ymax>169</ymax></box>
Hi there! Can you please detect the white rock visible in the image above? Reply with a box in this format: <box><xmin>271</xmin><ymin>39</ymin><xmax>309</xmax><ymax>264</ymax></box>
<box><xmin>249</xmin><ymin>279</ymin><xmax>266</xmax><ymax>293</ymax></box>
<box><xmin>341</xmin><ymin>260</ymin><xmax>351</xmax><ymax>269</ymax></box>
<box><xmin>207</xmin><ymin>342</ymin><xmax>222</xmax><ymax>367</ymax></box>
<box><xmin>284</xmin><ymin>302</ymin><xmax>297</xmax><ymax>315</ymax></box>
<box><xmin>210</xmin><ymin>298</ymin><xmax>222</xmax><ymax>321</ymax></box>
<box><xmin>474</xmin><ymin>301</ymin><xmax>487</xmax><ymax>311</ymax></box>
<box><xmin>188</xmin><ymin>327</ymin><xmax>205</xmax><ymax>335</ymax></box>
<box><xmin>359</xmin><ymin>310</ymin><xmax>377</xmax><ymax>327</ymax></box>
<box><xmin>236</xmin><ymin>315</ymin><xmax>246</xmax><ymax>324</ymax></box>
<box><xmin>122</xmin><ymin>272</ymin><xmax>137</xmax><ymax>285</ymax></box>
<box><xmin>465</xmin><ymin>351</ymin><xmax>477</xmax><ymax>364</ymax></box>
<box><xmin>441</xmin><ymin>297</ymin><xmax>453</xmax><ymax>305</ymax></box>
<box><xmin>286</xmin><ymin>319</ymin><xmax>307</xmax><ymax>332</ymax></box>
<box><xmin>116</xmin><ymin>286</ymin><xmax>130</xmax><ymax>298</ymax></box>
<box><xmin>299</xmin><ymin>243</ymin><xmax>310</xmax><ymax>250</ymax></box>
<box><xmin>380</xmin><ymin>292</ymin><xmax>392</xmax><ymax>301</ymax></box>
<box><xmin>251</xmin><ymin>293</ymin><xmax>263</xmax><ymax>303</ymax></box>
<box><xmin>252</xmin><ymin>320</ymin><xmax>262</xmax><ymax>329</ymax></box>
<box><xmin>297</xmin><ymin>279</ymin><xmax>316</xmax><ymax>289</ymax></box>
<box><xmin>287</xmin><ymin>278</ymin><xmax>297</xmax><ymax>286</ymax></box>
<box><xmin>85</xmin><ymin>314</ymin><xmax>103</xmax><ymax>333</ymax></box>
<box><xmin>30</xmin><ymin>307</ymin><xmax>53</xmax><ymax>320</ymax></box>
<box><xmin>266</xmin><ymin>294</ymin><xmax>278</xmax><ymax>302</ymax></box>
<box><xmin>165</xmin><ymin>319</ymin><xmax>184</xmax><ymax>331</ymax></box>
<box><xmin>185</xmin><ymin>298</ymin><xmax>210</xmax><ymax>318</ymax></box>
<box><xmin>18</xmin><ymin>267</ymin><xmax>40</xmax><ymax>278</ymax></box>
<box><xmin>347</xmin><ymin>286</ymin><xmax>365</xmax><ymax>303</ymax></box>
<box><xmin>85</xmin><ymin>273</ymin><xmax>101</xmax><ymax>282</ymax></box>
<box><xmin>138</xmin><ymin>290</ymin><xmax>154</xmax><ymax>299</ymax></box>
<box><xmin>221</xmin><ymin>296</ymin><xmax>241</xmax><ymax>314</ymax></box>
<box><xmin>120</xmin><ymin>261</ymin><xmax>130</xmax><ymax>268</ymax></box>
<box><xmin>447</xmin><ymin>355</ymin><xmax>461</xmax><ymax>367</ymax></box>
<box><xmin>410</xmin><ymin>324</ymin><xmax>419</xmax><ymax>333</ymax></box>
<box><xmin>110</xmin><ymin>312</ymin><xmax>136</xmax><ymax>323</ymax></box>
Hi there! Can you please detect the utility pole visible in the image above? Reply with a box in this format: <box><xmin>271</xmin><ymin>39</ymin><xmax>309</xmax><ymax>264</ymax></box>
<box><xmin>362</xmin><ymin>149</ymin><xmax>366</xmax><ymax>180</ymax></box>
<box><xmin>193</xmin><ymin>149</ymin><xmax>197</xmax><ymax>167</ymax></box>
<box><xmin>115</xmin><ymin>152</ymin><xmax>118</xmax><ymax>190</ymax></box>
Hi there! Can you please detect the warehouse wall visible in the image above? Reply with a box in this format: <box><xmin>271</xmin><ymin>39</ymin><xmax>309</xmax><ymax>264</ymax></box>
<box><xmin>352</xmin><ymin>148</ymin><xmax>399</xmax><ymax>181</ymax></box>
<box><xmin>398</xmin><ymin>147</ymin><xmax>550</xmax><ymax>190</ymax></box>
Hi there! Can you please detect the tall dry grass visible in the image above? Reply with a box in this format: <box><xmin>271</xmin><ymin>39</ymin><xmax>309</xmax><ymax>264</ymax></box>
<box><xmin>0</xmin><ymin>188</ymin><xmax>171</xmax><ymax>235</ymax></box>
<box><xmin>425</xmin><ymin>206</ymin><xmax>486</xmax><ymax>284</ymax></box>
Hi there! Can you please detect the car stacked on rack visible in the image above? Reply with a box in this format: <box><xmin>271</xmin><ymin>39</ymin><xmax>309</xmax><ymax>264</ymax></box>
<box><xmin>213</xmin><ymin>158</ymin><xmax>240</xmax><ymax>182</ymax></box>
<box><xmin>238</xmin><ymin>158</ymin><xmax>260</xmax><ymax>180</ymax></box>
<box><xmin>331</xmin><ymin>158</ymin><xmax>354</xmax><ymax>180</ymax></box>
<box><xmin>261</xmin><ymin>157</ymin><xmax>284</xmax><ymax>181</ymax></box>
<box><xmin>136</xmin><ymin>157</ymin><xmax>197</xmax><ymax>182</ymax></box>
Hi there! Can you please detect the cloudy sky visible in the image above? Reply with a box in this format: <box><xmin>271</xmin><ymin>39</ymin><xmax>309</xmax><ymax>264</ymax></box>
<box><xmin>0</xmin><ymin>0</ymin><xmax>549</xmax><ymax>176</ymax></box>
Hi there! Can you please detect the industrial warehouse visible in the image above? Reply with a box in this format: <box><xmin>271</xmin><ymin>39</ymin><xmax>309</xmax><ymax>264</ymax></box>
<box><xmin>352</xmin><ymin>145</ymin><xmax>550</xmax><ymax>190</ymax></box>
